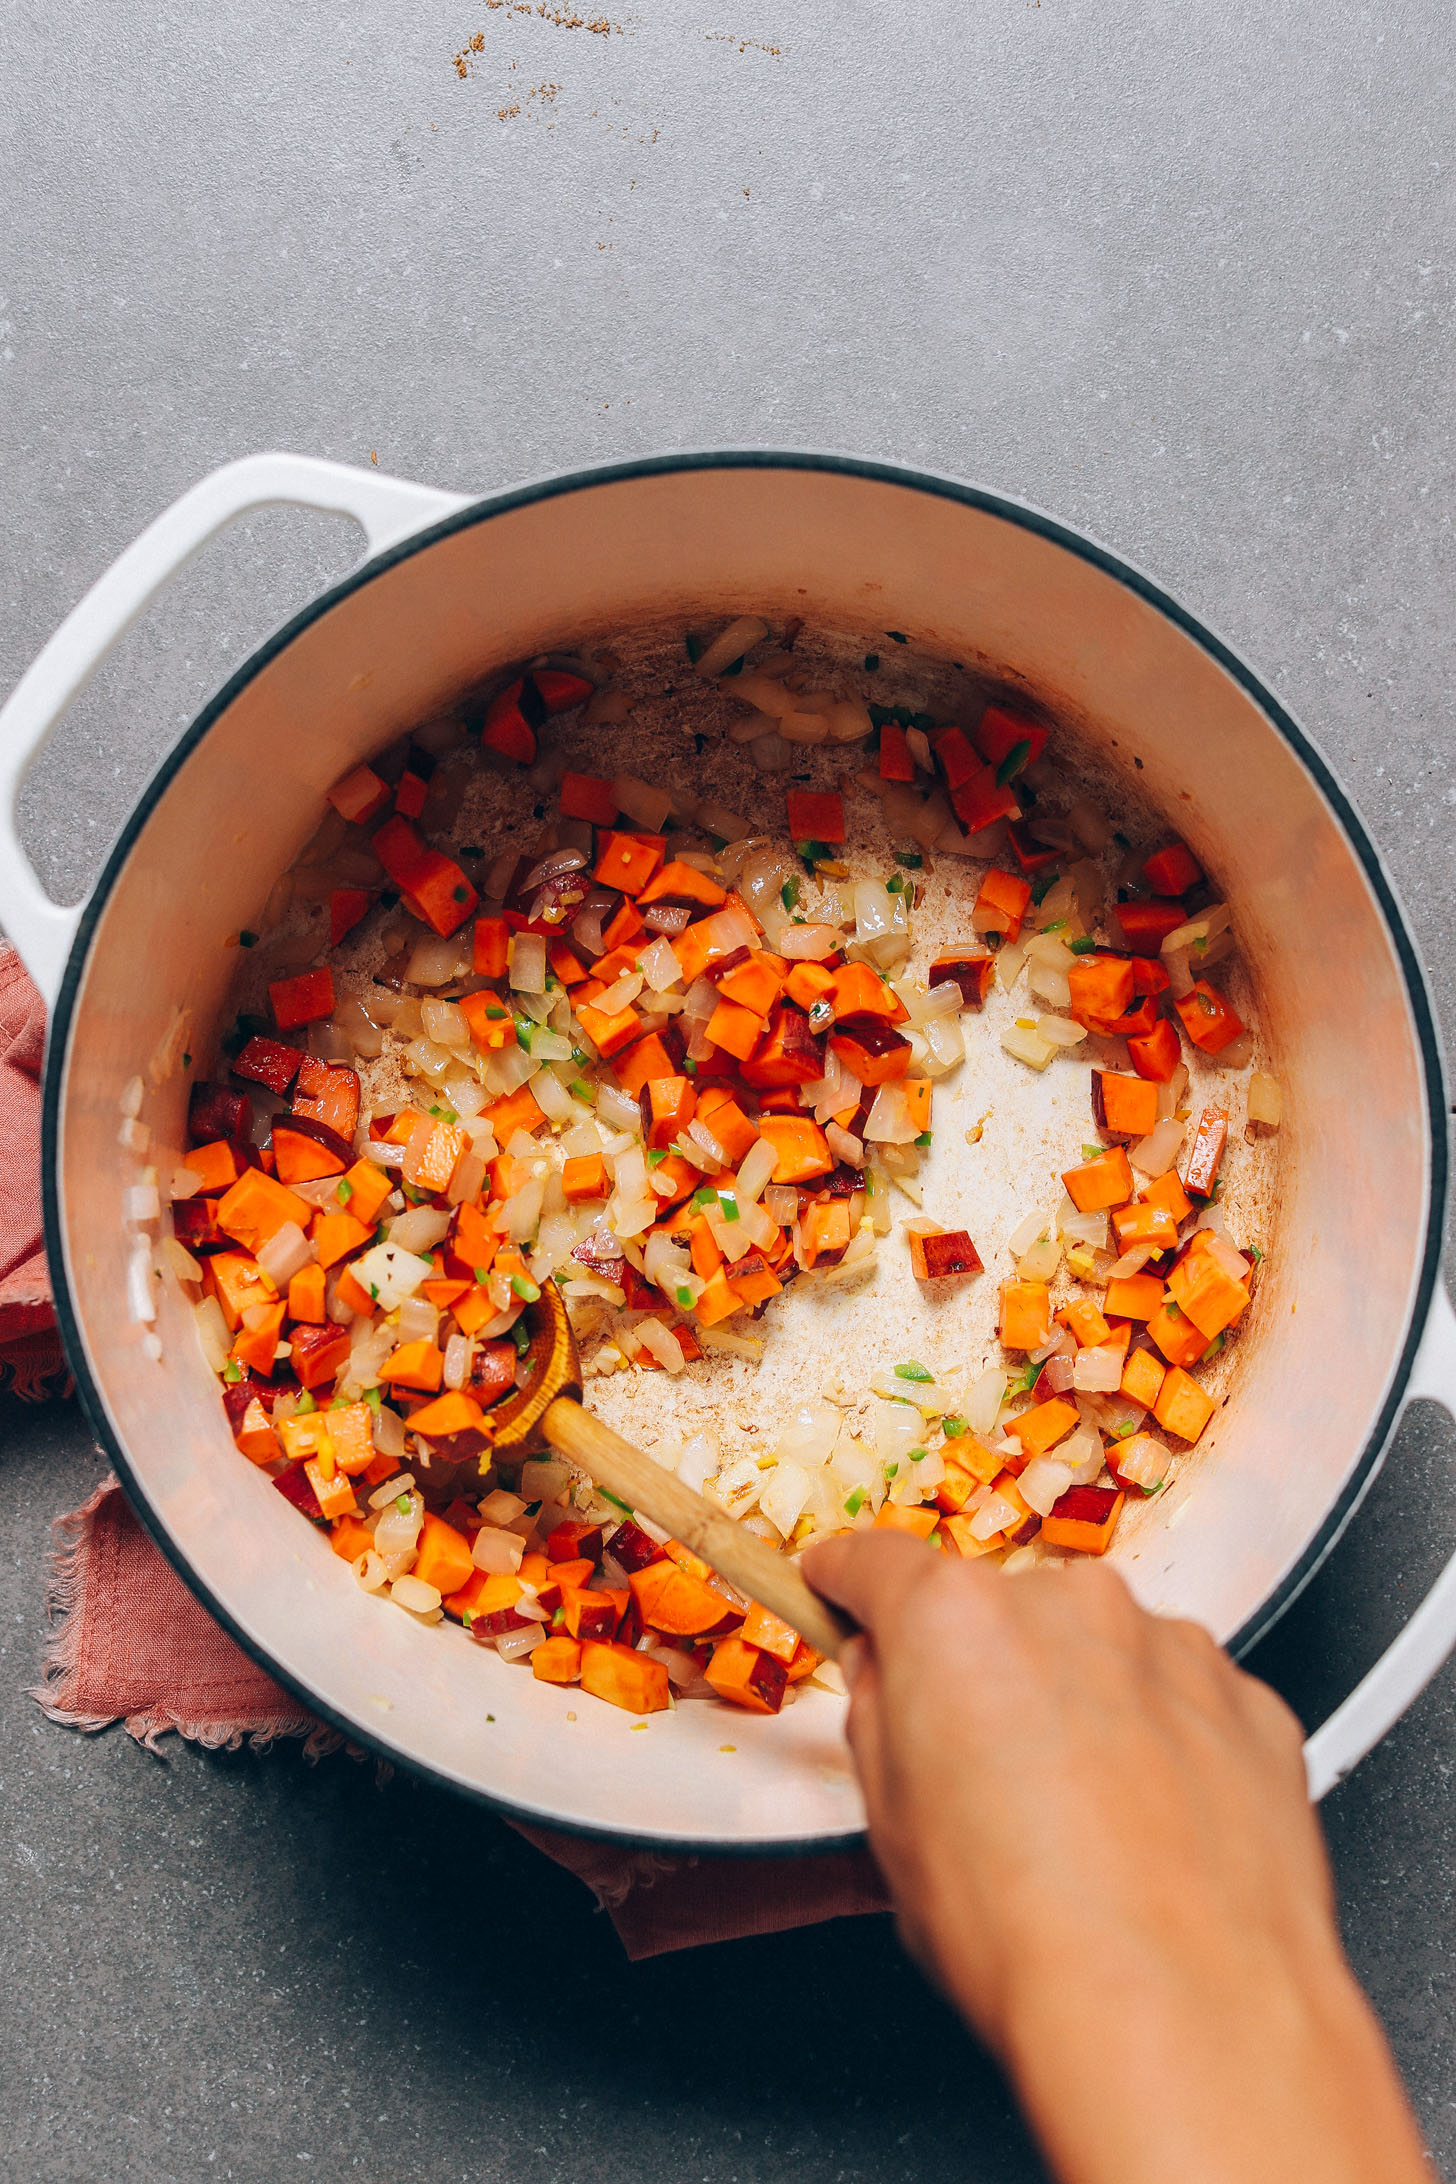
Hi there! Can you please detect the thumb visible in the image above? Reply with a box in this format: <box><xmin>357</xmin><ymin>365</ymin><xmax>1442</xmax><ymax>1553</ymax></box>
<box><xmin>801</xmin><ymin>1529</ymin><xmax>938</xmax><ymax>1636</ymax></box>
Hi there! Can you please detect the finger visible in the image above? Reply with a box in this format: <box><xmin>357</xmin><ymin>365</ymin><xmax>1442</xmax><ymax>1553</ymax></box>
<box><xmin>801</xmin><ymin>1530</ymin><xmax>945</xmax><ymax>1633</ymax></box>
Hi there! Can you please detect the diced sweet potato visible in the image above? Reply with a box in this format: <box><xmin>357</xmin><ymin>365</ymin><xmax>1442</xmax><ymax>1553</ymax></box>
<box><xmin>1062</xmin><ymin>1146</ymin><xmax>1134</xmax><ymax>1213</ymax></box>
<box><xmin>580</xmin><ymin>1640</ymin><xmax>671</xmax><ymax>1715</ymax></box>
<box><xmin>1153</xmin><ymin>1364</ymin><xmax>1217</xmax><ymax>1442</ymax></box>
<box><xmin>531</xmin><ymin>1634</ymin><xmax>583</xmax><ymax>1684</ymax></box>
<box><xmin>757</xmin><ymin>1113</ymin><xmax>833</xmax><ymax>1184</ymax></box>
<box><xmin>1167</xmin><ymin>1252</ymin><xmax>1249</xmax><ymax>1341</ymax></box>
<box><xmin>1147</xmin><ymin>1303</ymin><xmax>1209</xmax><ymax>1370</ymax></box>
<box><xmin>999</xmin><ymin>1279</ymin><xmax>1051</xmax><ymax>1351</ymax></box>
<box><xmin>739</xmin><ymin>1006</ymin><xmax>824</xmax><ymax>1089</ymax></box>
<box><xmin>704</xmin><ymin>1635</ymin><xmax>788</xmax><ymax>1713</ymax></box>
<box><xmin>1040</xmin><ymin>1485</ymin><xmax>1124</xmax><ymax>1554</ymax></box>
<box><xmin>1183</xmin><ymin>1107</ymin><xmax>1230</xmax><ymax>1198</ymax></box>
<box><xmin>972</xmin><ymin>868</ymin><xmax>1032</xmax><ymax>942</ymax></box>
<box><xmin>1142</xmin><ymin>842</ymin><xmax>1202</xmax><ymax>896</ymax></box>
<box><xmin>1120</xmin><ymin>1346</ymin><xmax>1167</xmax><ymax>1410</ymax></box>
<box><xmin>1058</xmin><ymin>1296</ymin><xmax>1112</xmax><ymax>1348</ymax></box>
<box><xmin>1104</xmin><ymin>1273</ymin><xmax>1166</xmax><ymax>1322</ymax></box>
<box><xmin>1067</xmin><ymin>955</ymin><xmax>1136</xmax><ymax>1030</ymax></box>
<box><xmin>1091</xmin><ymin>1070</ymin><xmax>1160</xmax><ymax>1141</ymax></box>
<box><xmin>1009</xmin><ymin>1397</ymin><xmax>1079</xmax><ymax>1457</ymax></box>
<box><xmin>828</xmin><ymin>1017</ymin><xmax>912</xmax><ymax>1085</ymax></box>
<box><xmin>928</xmin><ymin>952</ymin><xmax>995</xmax><ymax>1007</ymax></box>
<box><xmin>909</xmin><ymin>1228</ymin><xmax>983</xmax><ymax>1281</ymax></box>
<box><xmin>628</xmin><ymin>1559</ymin><xmax>738</xmax><ymax>1636</ymax></box>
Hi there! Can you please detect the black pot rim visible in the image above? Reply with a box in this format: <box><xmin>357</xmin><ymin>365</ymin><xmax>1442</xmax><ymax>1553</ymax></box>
<box><xmin>40</xmin><ymin>447</ymin><xmax>1451</xmax><ymax>1856</ymax></box>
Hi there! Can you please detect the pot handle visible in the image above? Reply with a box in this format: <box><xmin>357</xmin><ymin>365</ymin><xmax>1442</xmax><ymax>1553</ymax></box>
<box><xmin>0</xmin><ymin>452</ymin><xmax>469</xmax><ymax>1006</ymax></box>
<box><xmin>1304</xmin><ymin>1279</ymin><xmax>1456</xmax><ymax>1799</ymax></box>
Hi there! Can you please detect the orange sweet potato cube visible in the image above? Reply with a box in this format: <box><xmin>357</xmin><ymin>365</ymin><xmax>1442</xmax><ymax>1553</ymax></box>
<box><xmin>1061</xmin><ymin>1145</ymin><xmax>1134</xmax><ymax>1213</ymax></box>
<box><xmin>908</xmin><ymin>1228</ymin><xmax>982</xmax><ymax>1281</ymax></box>
<box><xmin>999</xmin><ymin>1279</ymin><xmax>1051</xmax><ymax>1351</ymax></box>
<box><xmin>1153</xmin><ymin>1366</ymin><xmax>1217</xmax><ymax>1443</ymax></box>
<box><xmin>1040</xmin><ymin>1484</ymin><xmax>1124</xmax><ymax>1554</ymax></box>
<box><xmin>1059</xmin><ymin>1296</ymin><xmax>1112</xmax><ymax>1348</ymax></box>
<box><xmin>1104</xmin><ymin>1272</ymin><xmax>1166</xmax><ymax>1322</ymax></box>
<box><xmin>1167</xmin><ymin>1252</ymin><xmax>1249</xmax><ymax>1341</ymax></box>
<box><xmin>1120</xmin><ymin>1346</ymin><xmax>1167</xmax><ymax>1411</ymax></box>
<box><xmin>1009</xmin><ymin>1397</ymin><xmax>1079</xmax><ymax>1458</ymax></box>
<box><xmin>1148</xmin><ymin>1303</ymin><xmax>1209</xmax><ymax>1369</ymax></box>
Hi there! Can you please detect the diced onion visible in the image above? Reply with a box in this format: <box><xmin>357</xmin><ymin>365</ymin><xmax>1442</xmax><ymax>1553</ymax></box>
<box><xmin>391</xmin><ymin>1573</ymin><xmax>442</xmax><ymax>1615</ymax></box>
<box><xmin>193</xmin><ymin>1296</ymin><xmax>231</xmax><ymax>1373</ymax></box>
<box><xmin>1073</xmin><ymin>1346</ymin><xmax>1124</xmax><ymax>1393</ymax></box>
<box><xmin>406</xmin><ymin>933</ymin><xmax>470</xmax><ymax>987</ymax></box>
<box><xmin>1129</xmin><ymin>1117</ymin><xmax>1186</xmax><ymax>1178</ymax></box>
<box><xmin>1002</xmin><ymin>1023</ymin><xmax>1054</xmax><ymax>1071</ymax></box>
<box><xmin>735</xmin><ymin>1137</ymin><xmax>778</xmax><ymax>1204</ymax></box>
<box><xmin>1248</xmin><ymin>1071</ymin><xmax>1283</xmax><ymax>1126</ymax></box>
<box><xmin>613</xmin><ymin>773</ymin><xmax>673</xmax><ymax>830</ymax></box>
<box><xmin>353</xmin><ymin>1550</ymin><xmax>389</xmax><ymax>1593</ymax></box>
<box><xmin>257</xmin><ymin>1220</ymin><xmax>314</xmax><ymax>1288</ymax></box>
<box><xmin>694</xmin><ymin>616</ymin><xmax>769</xmax><ymax>677</ymax></box>
<box><xmin>509</xmin><ymin>932</ymin><xmax>547</xmax><ymax>993</ymax></box>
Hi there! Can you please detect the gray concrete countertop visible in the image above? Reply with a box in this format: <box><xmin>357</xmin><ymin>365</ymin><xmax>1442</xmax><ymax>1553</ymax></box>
<box><xmin>2</xmin><ymin>3</ymin><xmax>1454</xmax><ymax>2177</ymax></box>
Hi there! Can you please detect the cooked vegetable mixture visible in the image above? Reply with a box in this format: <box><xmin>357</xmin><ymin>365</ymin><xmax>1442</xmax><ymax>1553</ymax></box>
<box><xmin>132</xmin><ymin>621</ymin><xmax>1279</xmax><ymax>1721</ymax></box>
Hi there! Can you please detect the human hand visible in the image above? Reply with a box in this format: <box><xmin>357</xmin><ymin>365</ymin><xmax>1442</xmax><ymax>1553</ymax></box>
<box><xmin>804</xmin><ymin>1534</ymin><xmax>1428</xmax><ymax>2184</ymax></box>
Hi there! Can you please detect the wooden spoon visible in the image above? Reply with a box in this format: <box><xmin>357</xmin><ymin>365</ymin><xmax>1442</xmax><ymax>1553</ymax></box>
<box><xmin>482</xmin><ymin>1280</ymin><xmax>853</xmax><ymax>1662</ymax></box>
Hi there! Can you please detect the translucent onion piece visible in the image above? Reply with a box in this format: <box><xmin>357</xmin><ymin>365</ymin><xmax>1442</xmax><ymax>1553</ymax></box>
<box><xmin>1216</xmin><ymin>1031</ymin><xmax>1257</xmax><ymax>1070</ymax></box>
<box><xmin>1036</xmin><ymin>1014</ymin><xmax>1088</xmax><ymax>1049</ymax></box>
<box><xmin>694</xmin><ymin>615</ymin><xmax>768</xmax><ymax>678</ymax></box>
<box><xmin>735</xmin><ymin>1137</ymin><xmax>778</xmax><ymax>1204</ymax></box>
<box><xmin>420</xmin><ymin>998</ymin><xmax>470</xmax><ymax>1047</ymax></box>
<box><xmin>522</xmin><ymin>847</ymin><xmax>587</xmax><ymax>892</ymax></box>
<box><xmin>825</xmin><ymin>1121</ymin><xmax>864</xmax><ymax>1168</ymax></box>
<box><xmin>385</xmin><ymin>1205</ymin><xmax>453</xmax><ymax>1253</ymax></box>
<box><xmin>509</xmin><ymin>932</ymin><xmax>547</xmax><ymax>993</ymax></box>
<box><xmin>995</xmin><ymin>942</ymin><xmax>1027</xmax><ymax>990</ymax></box>
<box><xmin>161</xmin><ymin>1235</ymin><xmax>202</xmax><ymax>1283</ymax></box>
<box><xmin>124</xmin><ymin>1182</ymin><xmax>161</xmax><ymax>1225</ymax></box>
<box><xmin>1156</xmin><ymin>1063</ymin><xmax>1190</xmax><ymax>1123</ymax></box>
<box><xmin>613</xmin><ymin>773</ymin><xmax>673</xmax><ymax>830</ymax></box>
<box><xmin>1117</xmin><ymin>1436</ymin><xmax>1169</xmax><ymax>1490</ymax></box>
<box><xmin>636</xmin><ymin>1318</ymin><xmax>687</xmax><ymax>1373</ymax></box>
<box><xmin>965</xmin><ymin>1366</ymin><xmax>1007</xmax><ymax>1435</ymax></box>
<box><xmin>864</xmin><ymin>1080</ymin><xmax>918</xmax><ymax>1144</ymax></box>
<box><xmin>257</xmin><ymin>1220</ymin><xmax>313</xmax><ymax>1289</ymax></box>
<box><xmin>732</xmin><ymin>673</ymin><xmax>797</xmax><ymax>718</ymax></box>
<box><xmin>777</xmin><ymin>922</ymin><xmax>843</xmax><ymax>961</ymax></box>
<box><xmin>1073</xmin><ymin>1346</ymin><xmax>1124</xmax><ymax>1393</ymax></box>
<box><xmin>1017</xmin><ymin>1237</ymin><xmax>1062</xmax><ymax>1284</ymax></box>
<box><xmin>1008</xmin><ymin>1209</ymin><xmax>1048</xmax><ymax>1258</ymax></box>
<box><xmin>127</xmin><ymin>1247</ymin><xmax>157</xmax><ymax>1325</ymax></box>
<box><xmin>391</xmin><ymin>1574</ymin><xmax>443</xmax><ymax>1615</ymax></box>
<box><xmin>496</xmin><ymin>1622</ymin><xmax>546</xmax><ymax>1663</ymax></box>
<box><xmin>1248</xmin><ymin>1071</ymin><xmax>1283</xmax><ymax>1126</ymax></box>
<box><xmin>193</xmin><ymin>1296</ymin><xmax>231</xmax><ymax>1373</ymax></box>
<box><xmin>353</xmin><ymin>1550</ymin><xmax>389</xmax><ymax>1594</ymax></box>
<box><xmin>406</xmin><ymin>933</ymin><xmax>470</xmax><ymax>987</ymax></box>
<box><xmin>1028</xmin><ymin>961</ymin><xmax>1072</xmax><ymax>1011</ymax></box>
<box><xmin>1130</xmin><ymin>1116</ymin><xmax>1186</xmax><ymax>1178</ymax></box>
<box><xmin>1002</xmin><ymin>1023</ymin><xmax>1054</xmax><ymax>1071</ymax></box>
<box><xmin>1018</xmin><ymin>1456</ymin><xmax>1078</xmax><ymax>1517</ymax></box>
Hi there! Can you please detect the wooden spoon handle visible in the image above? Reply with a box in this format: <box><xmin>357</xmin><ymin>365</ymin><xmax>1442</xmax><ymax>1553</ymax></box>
<box><xmin>541</xmin><ymin>1395</ymin><xmax>854</xmax><ymax>1661</ymax></box>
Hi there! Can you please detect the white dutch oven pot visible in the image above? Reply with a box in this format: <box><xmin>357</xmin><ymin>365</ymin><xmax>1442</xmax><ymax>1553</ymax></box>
<box><xmin>2</xmin><ymin>452</ymin><xmax>1453</xmax><ymax>1849</ymax></box>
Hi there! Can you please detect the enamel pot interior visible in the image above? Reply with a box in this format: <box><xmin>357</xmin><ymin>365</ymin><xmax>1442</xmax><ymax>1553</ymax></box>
<box><xmin>47</xmin><ymin>458</ymin><xmax>1442</xmax><ymax>1850</ymax></box>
